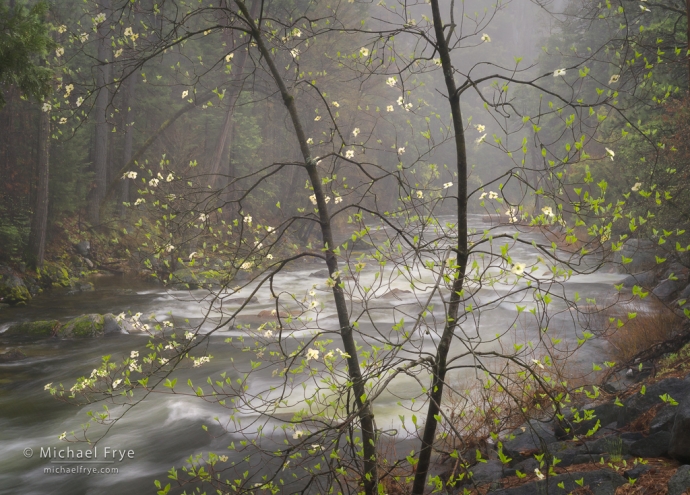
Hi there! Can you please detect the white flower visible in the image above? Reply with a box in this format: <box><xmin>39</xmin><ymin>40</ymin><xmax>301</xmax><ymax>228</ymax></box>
<box><xmin>266</xmin><ymin>226</ymin><xmax>275</xmax><ymax>233</ymax></box>
<box><xmin>124</xmin><ymin>27</ymin><xmax>134</xmax><ymax>37</ymax></box>
<box><xmin>433</xmin><ymin>58</ymin><xmax>442</xmax><ymax>66</ymax></box>
<box><xmin>345</xmin><ymin>150</ymin><xmax>355</xmax><ymax>159</ymax></box>
<box><xmin>290</xmin><ymin>48</ymin><xmax>299</xmax><ymax>58</ymax></box>
<box><xmin>553</xmin><ymin>68</ymin><xmax>566</xmax><ymax>77</ymax></box>
<box><xmin>306</xmin><ymin>348</ymin><xmax>320</xmax><ymax>361</ymax></box>
<box><xmin>94</xmin><ymin>12</ymin><xmax>106</xmax><ymax>24</ymax></box>
<box><xmin>481</xmin><ymin>33</ymin><xmax>491</xmax><ymax>42</ymax></box>
<box><xmin>244</xmin><ymin>215</ymin><xmax>252</xmax><ymax>224</ymax></box>
<box><xmin>267</xmin><ymin>254</ymin><xmax>274</xmax><ymax>259</ymax></box>
<box><xmin>475</xmin><ymin>134</ymin><xmax>487</xmax><ymax>145</ymax></box>
<box><xmin>541</xmin><ymin>206</ymin><xmax>554</xmax><ymax>217</ymax></box>
<box><xmin>359</xmin><ymin>47</ymin><xmax>369</xmax><ymax>57</ymax></box>
<box><xmin>57</xmin><ymin>25</ymin><xmax>67</xmax><ymax>34</ymax></box>
<box><xmin>309</xmin><ymin>194</ymin><xmax>317</xmax><ymax>205</ymax></box>
<box><xmin>397</xmin><ymin>96</ymin><xmax>404</xmax><ymax>106</ymax></box>
<box><xmin>640</xmin><ymin>4</ymin><xmax>651</xmax><ymax>12</ymax></box>
<box><xmin>309</xmin><ymin>289</ymin><xmax>316</xmax><ymax>297</ymax></box>
<box><xmin>386</xmin><ymin>77</ymin><xmax>397</xmax><ymax>87</ymax></box>
<box><xmin>134</xmin><ymin>198</ymin><xmax>145</xmax><ymax>206</ymax></box>
<box><xmin>325</xmin><ymin>278</ymin><xmax>336</xmax><ymax>288</ymax></box>
<box><xmin>488</xmin><ymin>191</ymin><xmax>499</xmax><ymax>199</ymax></box>
<box><xmin>605</xmin><ymin>148</ymin><xmax>615</xmax><ymax>161</ymax></box>
<box><xmin>309</xmin><ymin>300</ymin><xmax>318</xmax><ymax>308</ymax></box>
<box><xmin>334</xmin><ymin>196</ymin><xmax>343</xmax><ymax>204</ymax></box>
<box><xmin>131</xmin><ymin>351</ymin><xmax>139</xmax><ymax>358</ymax></box>
<box><xmin>325</xmin><ymin>196</ymin><xmax>331</xmax><ymax>203</ymax></box>
<box><xmin>166</xmin><ymin>173</ymin><xmax>174</xmax><ymax>182</ymax></box>
<box><xmin>293</xmin><ymin>429</ymin><xmax>305</xmax><ymax>439</ymax></box>
<box><xmin>165</xmin><ymin>244</ymin><xmax>175</xmax><ymax>253</ymax></box>
<box><xmin>181</xmin><ymin>90</ymin><xmax>189</xmax><ymax>99</ymax></box>
<box><xmin>44</xmin><ymin>383</ymin><xmax>53</xmax><ymax>390</ymax></box>
<box><xmin>386</xmin><ymin>105</ymin><xmax>394</xmax><ymax>112</ymax></box>
<box><xmin>292</xmin><ymin>28</ymin><xmax>302</xmax><ymax>37</ymax></box>
<box><xmin>193</xmin><ymin>356</ymin><xmax>211</xmax><ymax>367</ymax></box>
<box><xmin>535</xmin><ymin>468</ymin><xmax>545</xmax><ymax>480</ymax></box>
<box><xmin>55</xmin><ymin>47</ymin><xmax>64</xmax><ymax>57</ymax></box>
<box><xmin>475</xmin><ymin>124</ymin><xmax>485</xmax><ymax>133</ymax></box>
<box><xmin>114</xmin><ymin>48</ymin><xmax>123</xmax><ymax>58</ymax></box>
<box><xmin>112</xmin><ymin>379</ymin><xmax>122</xmax><ymax>389</ymax></box>
<box><xmin>511</xmin><ymin>263</ymin><xmax>526</xmax><ymax>275</ymax></box>
<box><xmin>264</xmin><ymin>330</ymin><xmax>273</xmax><ymax>338</ymax></box>
<box><xmin>198</xmin><ymin>213</ymin><xmax>208</xmax><ymax>222</ymax></box>
<box><xmin>122</xmin><ymin>171</ymin><xmax>137</xmax><ymax>179</ymax></box>
<box><xmin>64</xmin><ymin>84</ymin><xmax>74</xmax><ymax>96</ymax></box>
<box><xmin>241</xmin><ymin>261</ymin><xmax>253</xmax><ymax>270</ymax></box>
<box><xmin>149</xmin><ymin>178</ymin><xmax>159</xmax><ymax>187</ymax></box>
<box><xmin>225</xmin><ymin>53</ymin><xmax>234</xmax><ymax>62</ymax></box>
<box><xmin>416</xmin><ymin>190</ymin><xmax>423</xmax><ymax>199</ymax></box>
<box><xmin>443</xmin><ymin>182</ymin><xmax>453</xmax><ymax>189</ymax></box>
<box><xmin>631</xmin><ymin>182</ymin><xmax>642</xmax><ymax>192</ymax></box>
<box><xmin>306</xmin><ymin>137</ymin><xmax>313</xmax><ymax>144</ymax></box>
<box><xmin>184</xmin><ymin>331</ymin><xmax>195</xmax><ymax>340</ymax></box>
<box><xmin>42</xmin><ymin>102</ymin><xmax>51</xmax><ymax>112</ymax></box>
<box><xmin>59</xmin><ymin>117</ymin><xmax>67</xmax><ymax>124</ymax></box>
<box><xmin>80</xmin><ymin>32</ymin><xmax>89</xmax><ymax>43</ymax></box>
<box><xmin>59</xmin><ymin>432</ymin><xmax>66</xmax><ymax>440</ymax></box>
<box><xmin>76</xmin><ymin>96</ymin><xmax>84</xmax><ymax>107</ymax></box>
<box><xmin>332</xmin><ymin>101</ymin><xmax>340</xmax><ymax>108</ymax></box>
<box><xmin>609</xmin><ymin>74</ymin><xmax>620</xmax><ymax>85</ymax></box>
<box><xmin>352</xmin><ymin>127</ymin><xmax>360</xmax><ymax>137</ymax></box>
<box><xmin>479</xmin><ymin>192</ymin><xmax>487</xmax><ymax>199</ymax></box>
<box><xmin>314</xmin><ymin>115</ymin><xmax>321</xmax><ymax>121</ymax></box>
<box><xmin>397</xmin><ymin>147</ymin><xmax>405</xmax><ymax>155</ymax></box>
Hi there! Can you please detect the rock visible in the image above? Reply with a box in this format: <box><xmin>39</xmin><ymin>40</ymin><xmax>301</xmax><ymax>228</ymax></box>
<box><xmin>257</xmin><ymin>309</ymin><xmax>290</xmax><ymax>318</ymax></box>
<box><xmin>502</xmin><ymin>420</ymin><xmax>557</xmax><ymax>460</ymax></box>
<box><xmin>556</xmin><ymin>402</ymin><xmax>619</xmax><ymax>439</ymax></box>
<box><xmin>0</xmin><ymin>266</ymin><xmax>31</xmax><ymax>306</ymax></box>
<box><xmin>489</xmin><ymin>470</ymin><xmax>626</xmax><ymax>495</ymax></box>
<box><xmin>351</xmin><ymin>238</ymin><xmax>376</xmax><ymax>252</ymax></box>
<box><xmin>679</xmin><ymin>284</ymin><xmax>690</xmax><ymax>301</ymax></box>
<box><xmin>585</xmin><ymin>435</ymin><xmax>629</xmax><ymax>457</ymax></box>
<box><xmin>4</xmin><ymin>320</ymin><xmax>59</xmax><ymax>337</ymax></box>
<box><xmin>227</xmin><ymin>296</ymin><xmax>259</xmax><ymax>305</ymax></box>
<box><xmin>380</xmin><ymin>288</ymin><xmax>412</xmax><ymax>300</ymax></box>
<box><xmin>650</xmin><ymin>406</ymin><xmax>678</xmax><ymax>434</ymax></box>
<box><xmin>614</xmin><ymin>239</ymin><xmax>662</xmax><ymax>274</ymax></box>
<box><xmin>668</xmin><ymin>465</ymin><xmax>690</xmax><ymax>495</ymax></box>
<box><xmin>623</xmin><ymin>464</ymin><xmax>651</xmax><ymax>480</ymax></box>
<box><xmin>40</xmin><ymin>262</ymin><xmax>73</xmax><ymax>288</ymax></box>
<box><xmin>83</xmin><ymin>258</ymin><xmax>94</xmax><ymax>269</ymax></box>
<box><xmin>462</xmin><ymin>460</ymin><xmax>507</xmax><ymax>485</ymax></box>
<box><xmin>170</xmin><ymin>268</ymin><xmax>224</xmax><ymax>289</ymax></box>
<box><xmin>309</xmin><ymin>270</ymin><xmax>330</xmax><ymax>278</ymax></box>
<box><xmin>75</xmin><ymin>240</ymin><xmax>91</xmax><ymax>256</ymax></box>
<box><xmin>669</xmin><ymin>396</ymin><xmax>690</xmax><ymax>462</ymax></box>
<box><xmin>653</xmin><ymin>279</ymin><xmax>683</xmax><ymax>301</ymax></box>
<box><xmin>619</xmin><ymin>378</ymin><xmax>690</xmax><ymax>427</ymax></box>
<box><xmin>57</xmin><ymin>314</ymin><xmax>128</xmax><ymax>338</ymax></box>
<box><xmin>0</xmin><ymin>348</ymin><xmax>27</xmax><ymax>362</ymax></box>
<box><xmin>622</xmin><ymin>271</ymin><xmax>656</xmax><ymax>288</ymax></box>
<box><xmin>629</xmin><ymin>431</ymin><xmax>671</xmax><ymax>457</ymax></box>
<box><xmin>664</xmin><ymin>263</ymin><xmax>689</xmax><ymax>284</ymax></box>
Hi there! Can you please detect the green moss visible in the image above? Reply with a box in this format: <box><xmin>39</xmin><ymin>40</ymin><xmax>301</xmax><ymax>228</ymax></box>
<box><xmin>58</xmin><ymin>314</ymin><xmax>105</xmax><ymax>338</ymax></box>
<box><xmin>41</xmin><ymin>262</ymin><xmax>72</xmax><ymax>288</ymax></box>
<box><xmin>5</xmin><ymin>320</ymin><xmax>59</xmax><ymax>337</ymax></box>
<box><xmin>0</xmin><ymin>278</ymin><xmax>31</xmax><ymax>306</ymax></box>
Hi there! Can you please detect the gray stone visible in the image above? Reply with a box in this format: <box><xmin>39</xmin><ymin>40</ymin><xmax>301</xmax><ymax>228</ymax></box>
<box><xmin>679</xmin><ymin>284</ymin><xmax>690</xmax><ymax>301</ymax></box>
<box><xmin>464</xmin><ymin>460</ymin><xmax>506</xmax><ymax>485</ymax></box>
<box><xmin>503</xmin><ymin>420</ymin><xmax>557</xmax><ymax>460</ymax></box>
<box><xmin>653</xmin><ymin>279</ymin><xmax>683</xmax><ymax>300</ymax></box>
<box><xmin>670</xmin><ymin>397</ymin><xmax>690</xmax><ymax>463</ymax></box>
<box><xmin>103</xmin><ymin>313</ymin><xmax>129</xmax><ymax>335</ymax></box>
<box><xmin>557</xmin><ymin>402</ymin><xmax>619</xmax><ymax>439</ymax></box>
<box><xmin>57</xmin><ymin>314</ymin><xmax>129</xmax><ymax>338</ymax></box>
<box><xmin>75</xmin><ymin>241</ymin><xmax>91</xmax><ymax>256</ymax></box>
<box><xmin>309</xmin><ymin>270</ymin><xmax>330</xmax><ymax>278</ymax></box>
<box><xmin>629</xmin><ymin>431</ymin><xmax>671</xmax><ymax>457</ymax></box>
<box><xmin>664</xmin><ymin>263</ymin><xmax>689</xmax><ymax>284</ymax></box>
<box><xmin>650</xmin><ymin>406</ymin><xmax>678</xmax><ymax>434</ymax></box>
<box><xmin>0</xmin><ymin>348</ymin><xmax>27</xmax><ymax>362</ymax></box>
<box><xmin>0</xmin><ymin>266</ymin><xmax>31</xmax><ymax>306</ymax></box>
<box><xmin>619</xmin><ymin>378</ymin><xmax>690</xmax><ymax>427</ymax></box>
<box><xmin>622</xmin><ymin>271</ymin><xmax>656</xmax><ymax>288</ymax></box>
<box><xmin>614</xmin><ymin>239</ymin><xmax>661</xmax><ymax>274</ymax></box>
<box><xmin>668</xmin><ymin>465</ymin><xmax>690</xmax><ymax>495</ymax></box>
<box><xmin>623</xmin><ymin>464</ymin><xmax>651</xmax><ymax>480</ymax></box>
<box><xmin>489</xmin><ymin>470</ymin><xmax>626</xmax><ymax>495</ymax></box>
<box><xmin>585</xmin><ymin>435</ymin><xmax>629</xmax><ymax>456</ymax></box>
<box><xmin>83</xmin><ymin>257</ymin><xmax>94</xmax><ymax>269</ymax></box>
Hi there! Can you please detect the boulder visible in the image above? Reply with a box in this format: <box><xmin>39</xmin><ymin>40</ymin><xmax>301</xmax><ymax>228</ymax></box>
<box><xmin>556</xmin><ymin>401</ymin><xmax>619</xmax><ymax>439</ymax></box>
<box><xmin>57</xmin><ymin>313</ymin><xmax>129</xmax><ymax>338</ymax></box>
<box><xmin>669</xmin><ymin>396</ymin><xmax>690</xmax><ymax>462</ymax></box>
<box><xmin>653</xmin><ymin>279</ymin><xmax>683</xmax><ymax>301</ymax></box>
<box><xmin>463</xmin><ymin>460</ymin><xmax>506</xmax><ymax>486</ymax></box>
<box><xmin>585</xmin><ymin>435</ymin><xmax>629</xmax><ymax>457</ymax></box>
<box><xmin>0</xmin><ymin>266</ymin><xmax>31</xmax><ymax>306</ymax></box>
<box><xmin>623</xmin><ymin>464</ymin><xmax>651</xmax><ymax>480</ymax></box>
<box><xmin>650</xmin><ymin>406</ymin><xmax>678</xmax><ymax>434</ymax></box>
<box><xmin>502</xmin><ymin>420</ymin><xmax>557</xmax><ymax>460</ymax></box>
<box><xmin>257</xmin><ymin>309</ymin><xmax>290</xmax><ymax>319</ymax></box>
<box><xmin>668</xmin><ymin>465</ymin><xmax>690</xmax><ymax>495</ymax></box>
<box><xmin>629</xmin><ymin>431</ymin><xmax>671</xmax><ymax>457</ymax></box>
<box><xmin>74</xmin><ymin>240</ymin><xmax>91</xmax><ymax>256</ymax></box>
<box><xmin>309</xmin><ymin>270</ymin><xmax>330</xmax><ymax>278</ymax></box>
<box><xmin>0</xmin><ymin>348</ymin><xmax>27</xmax><ymax>362</ymax></box>
<box><xmin>489</xmin><ymin>470</ymin><xmax>626</xmax><ymax>495</ymax></box>
<box><xmin>622</xmin><ymin>271</ymin><xmax>656</xmax><ymax>289</ymax></box>
<box><xmin>40</xmin><ymin>262</ymin><xmax>73</xmax><ymax>288</ymax></box>
<box><xmin>664</xmin><ymin>263</ymin><xmax>689</xmax><ymax>284</ymax></box>
<box><xmin>351</xmin><ymin>238</ymin><xmax>376</xmax><ymax>252</ymax></box>
<box><xmin>4</xmin><ymin>320</ymin><xmax>59</xmax><ymax>337</ymax></box>
<box><xmin>614</xmin><ymin>239</ymin><xmax>661</xmax><ymax>274</ymax></box>
<box><xmin>380</xmin><ymin>288</ymin><xmax>412</xmax><ymax>300</ymax></box>
<box><xmin>618</xmin><ymin>378</ymin><xmax>690</xmax><ymax>427</ymax></box>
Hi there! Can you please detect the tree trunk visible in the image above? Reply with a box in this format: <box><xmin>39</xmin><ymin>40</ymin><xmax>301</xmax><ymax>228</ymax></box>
<box><xmin>88</xmin><ymin>0</ymin><xmax>112</xmax><ymax>226</ymax></box>
<box><xmin>119</xmin><ymin>74</ymin><xmax>136</xmax><ymax>217</ymax></box>
<box><xmin>28</xmin><ymin>104</ymin><xmax>50</xmax><ymax>268</ymax></box>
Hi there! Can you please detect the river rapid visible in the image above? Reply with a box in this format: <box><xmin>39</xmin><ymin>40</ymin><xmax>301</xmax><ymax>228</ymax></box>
<box><xmin>0</xmin><ymin>215</ymin><xmax>635</xmax><ymax>494</ymax></box>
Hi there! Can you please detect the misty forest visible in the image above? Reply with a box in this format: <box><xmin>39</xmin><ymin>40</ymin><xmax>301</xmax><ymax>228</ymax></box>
<box><xmin>3</xmin><ymin>0</ymin><xmax>690</xmax><ymax>494</ymax></box>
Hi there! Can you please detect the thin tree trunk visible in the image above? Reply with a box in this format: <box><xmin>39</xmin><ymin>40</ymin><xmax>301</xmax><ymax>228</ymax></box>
<box><xmin>28</xmin><ymin>104</ymin><xmax>50</xmax><ymax>268</ymax></box>
<box><xmin>88</xmin><ymin>0</ymin><xmax>112</xmax><ymax>225</ymax></box>
<box><xmin>687</xmin><ymin>0</ymin><xmax>689</xmax><ymax>91</ymax></box>
<box><xmin>234</xmin><ymin>2</ymin><xmax>379</xmax><ymax>494</ymax></box>
<box><xmin>119</xmin><ymin>74</ymin><xmax>136</xmax><ymax>217</ymax></box>
<box><xmin>411</xmin><ymin>0</ymin><xmax>469</xmax><ymax>493</ymax></box>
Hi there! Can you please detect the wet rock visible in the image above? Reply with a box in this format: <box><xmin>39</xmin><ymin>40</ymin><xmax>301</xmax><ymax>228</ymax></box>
<box><xmin>0</xmin><ymin>348</ymin><xmax>27</xmax><ymax>362</ymax></box>
<box><xmin>464</xmin><ymin>460</ymin><xmax>506</xmax><ymax>485</ymax></box>
<box><xmin>57</xmin><ymin>313</ymin><xmax>128</xmax><ymax>338</ymax></box>
<box><xmin>664</xmin><ymin>263</ymin><xmax>689</xmax><ymax>284</ymax></box>
<box><xmin>614</xmin><ymin>239</ymin><xmax>661</xmax><ymax>274</ymax></box>
<box><xmin>629</xmin><ymin>431</ymin><xmax>671</xmax><ymax>457</ymax></box>
<box><xmin>623</xmin><ymin>464</ymin><xmax>651</xmax><ymax>480</ymax></box>
<box><xmin>489</xmin><ymin>470</ymin><xmax>626</xmax><ymax>495</ymax></box>
<box><xmin>351</xmin><ymin>238</ymin><xmax>376</xmax><ymax>251</ymax></box>
<box><xmin>653</xmin><ymin>279</ymin><xmax>683</xmax><ymax>301</ymax></box>
<box><xmin>622</xmin><ymin>271</ymin><xmax>656</xmax><ymax>289</ymax></box>
<box><xmin>0</xmin><ymin>265</ymin><xmax>31</xmax><ymax>306</ymax></box>
<box><xmin>309</xmin><ymin>270</ymin><xmax>330</xmax><ymax>278</ymax></box>
<box><xmin>556</xmin><ymin>401</ymin><xmax>619</xmax><ymax>439</ymax></box>
<box><xmin>75</xmin><ymin>240</ymin><xmax>91</xmax><ymax>256</ymax></box>
<box><xmin>40</xmin><ymin>261</ymin><xmax>73</xmax><ymax>288</ymax></box>
<box><xmin>678</xmin><ymin>284</ymin><xmax>690</xmax><ymax>301</ymax></box>
<box><xmin>618</xmin><ymin>378</ymin><xmax>690</xmax><ymax>427</ymax></box>
<box><xmin>585</xmin><ymin>435</ymin><xmax>629</xmax><ymax>456</ymax></box>
<box><xmin>380</xmin><ymin>288</ymin><xmax>412</xmax><ymax>300</ymax></box>
<box><xmin>650</xmin><ymin>406</ymin><xmax>678</xmax><ymax>434</ymax></box>
<box><xmin>669</xmin><ymin>396</ymin><xmax>690</xmax><ymax>462</ymax></box>
<box><xmin>668</xmin><ymin>465</ymin><xmax>690</xmax><ymax>495</ymax></box>
<box><xmin>503</xmin><ymin>420</ymin><xmax>557</xmax><ymax>460</ymax></box>
<box><xmin>4</xmin><ymin>320</ymin><xmax>59</xmax><ymax>337</ymax></box>
<box><xmin>227</xmin><ymin>296</ymin><xmax>259</xmax><ymax>305</ymax></box>
<box><xmin>257</xmin><ymin>309</ymin><xmax>290</xmax><ymax>318</ymax></box>
<box><xmin>67</xmin><ymin>281</ymin><xmax>95</xmax><ymax>296</ymax></box>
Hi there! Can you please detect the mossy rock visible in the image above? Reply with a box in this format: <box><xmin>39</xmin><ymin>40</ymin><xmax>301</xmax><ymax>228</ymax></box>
<box><xmin>58</xmin><ymin>314</ymin><xmax>105</xmax><ymax>338</ymax></box>
<box><xmin>4</xmin><ymin>320</ymin><xmax>59</xmax><ymax>337</ymax></box>
<box><xmin>40</xmin><ymin>262</ymin><xmax>73</xmax><ymax>288</ymax></box>
<box><xmin>170</xmin><ymin>268</ymin><xmax>224</xmax><ymax>288</ymax></box>
<box><xmin>0</xmin><ymin>266</ymin><xmax>31</xmax><ymax>306</ymax></box>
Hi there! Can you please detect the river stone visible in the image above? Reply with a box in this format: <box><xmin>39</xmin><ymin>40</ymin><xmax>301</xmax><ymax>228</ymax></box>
<box><xmin>669</xmin><ymin>395</ymin><xmax>690</xmax><ymax>462</ymax></box>
<box><xmin>489</xmin><ymin>470</ymin><xmax>626</xmax><ymax>495</ymax></box>
<box><xmin>585</xmin><ymin>435</ymin><xmax>629</xmax><ymax>456</ymax></box>
<box><xmin>40</xmin><ymin>262</ymin><xmax>73</xmax><ymax>288</ymax></box>
<box><xmin>0</xmin><ymin>348</ymin><xmax>27</xmax><ymax>362</ymax></box>
<box><xmin>653</xmin><ymin>279</ymin><xmax>683</xmax><ymax>300</ymax></box>
<box><xmin>0</xmin><ymin>266</ymin><xmax>31</xmax><ymax>306</ymax></box>
<box><xmin>502</xmin><ymin>420</ymin><xmax>557</xmax><ymax>460</ymax></box>
<box><xmin>309</xmin><ymin>270</ymin><xmax>330</xmax><ymax>278</ymax></box>
<box><xmin>668</xmin><ymin>465</ymin><xmax>690</xmax><ymax>495</ymax></box>
<box><xmin>622</xmin><ymin>271</ymin><xmax>656</xmax><ymax>289</ymax></box>
<box><xmin>629</xmin><ymin>431</ymin><xmax>671</xmax><ymax>457</ymax></box>
<box><xmin>75</xmin><ymin>240</ymin><xmax>91</xmax><ymax>256</ymax></box>
<box><xmin>381</xmin><ymin>288</ymin><xmax>412</xmax><ymax>300</ymax></box>
<box><xmin>57</xmin><ymin>314</ymin><xmax>127</xmax><ymax>338</ymax></box>
<box><xmin>4</xmin><ymin>320</ymin><xmax>59</xmax><ymax>337</ymax></box>
<box><xmin>103</xmin><ymin>313</ymin><xmax>129</xmax><ymax>335</ymax></box>
<box><xmin>618</xmin><ymin>378</ymin><xmax>690</xmax><ymax>427</ymax></box>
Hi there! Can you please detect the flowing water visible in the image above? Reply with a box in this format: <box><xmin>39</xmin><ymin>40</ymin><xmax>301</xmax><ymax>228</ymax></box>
<box><xmin>0</xmin><ymin>215</ymin><xmax>635</xmax><ymax>494</ymax></box>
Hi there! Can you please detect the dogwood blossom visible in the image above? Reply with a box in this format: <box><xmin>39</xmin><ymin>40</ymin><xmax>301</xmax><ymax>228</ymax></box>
<box><xmin>511</xmin><ymin>263</ymin><xmax>526</xmax><ymax>275</ymax></box>
<box><xmin>122</xmin><ymin>171</ymin><xmax>137</xmax><ymax>179</ymax></box>
<box><xmin>481</xmin><ymin>33</ymin><xmax>491</xmax><ymax>42</ymax></box>
<box><xmin>352</xmin><ymin>128</ymin><xmax>360</xmax><ymax>137</ymax></box>
<box><xmin>631</xmin><ymin>182</ymin><xmax>642</xmax><ymax>192</ymax></box>
<box><xmin>386</xmin><ymin>77</ymin><xmax>396</xmax><ymax>87</ymax></box>
<box><xmin>609</xmin><ymin>74</ymin><xmax>620</xmax><ymax>84</ymax></box>
<box><xmin>182</xmin><ymin>90</ymin><xmax>189</xmax><ymax>98</ymax></box>
<box><xmin>443</xmin><ymin>182</ymin><xmax>453</xmax><ymax>189</ymax></box>
<box><xmin>359</xmin><ymin>47</ymin><xmax>369</xmax><ymax>57</ymax></box>
<box><xmin>386</xmin><ymin>105</ymin><xmax>394</xmax><ymax>112</ymax></box>
<box><xmin>553</xmin><ymin>68</ymin><xmax>566</xmax><ymax>77</ymax></box>
<box><xmin>605</xmin><ymin>148</ymin><xmax>615</xmax><ymax>160</ymax></box>
<box><xmin>345</xmin><ymin>150</ymin><xmax>355</xmax><ymax>159</ymax></box>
